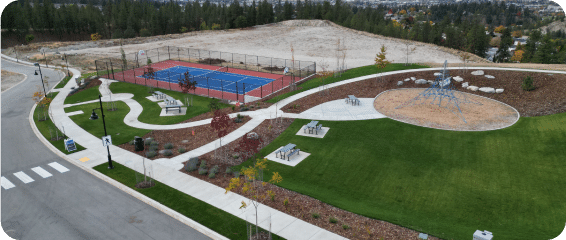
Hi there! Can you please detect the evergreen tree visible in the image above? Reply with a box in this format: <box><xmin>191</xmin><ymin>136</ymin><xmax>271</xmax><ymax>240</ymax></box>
<box><xmin>533</xmin><ymin>34</ymin><xmax>557</xmax><ymax>64</ymax></box>
<box><xmin>495</xmin><ymin>27</ymin><xmax>512</xmax><ymax>62</ymax></box>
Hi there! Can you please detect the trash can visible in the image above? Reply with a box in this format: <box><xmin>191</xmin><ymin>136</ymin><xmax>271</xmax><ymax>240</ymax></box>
<box><xmin>134</xmin><ymin>136</ymin><xmax>144</xmax><ymax>151</ymax></box>
<box><xmin>473</xmin><ymin>230</ymin><xmax>493</xmax><ymax>240</ymax></box>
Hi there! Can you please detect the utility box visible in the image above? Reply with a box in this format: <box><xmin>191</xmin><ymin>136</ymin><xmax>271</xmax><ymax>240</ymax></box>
<box><xmin>134</xmin><ymin>136</ymin><xmax>144</xmax><ymax>151</ymax></box>
<box><xmin>473</xmin><ymin>230</ymin><xmax>493</xmax><ymax>240</ymax></box>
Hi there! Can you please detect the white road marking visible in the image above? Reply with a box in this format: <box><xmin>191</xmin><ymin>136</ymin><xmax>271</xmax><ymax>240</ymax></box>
<box><xmin>31</xmin><ymin>167</ymin><xmax>53</xmax><ymax>178</ymax></box>
<box><xmin>13</xmin><ymin>171</ymin><xmax>34</xmax><ymax>184</ymax></box>
<box><xmin>48</xmin><ymin>162</ymin><xmax>69</xmax><ymax>173</ymax></box>
<box><xmin>1</xmin><ymin>177</ymin><xmax>15</xmax><ymax>190</ymax></box>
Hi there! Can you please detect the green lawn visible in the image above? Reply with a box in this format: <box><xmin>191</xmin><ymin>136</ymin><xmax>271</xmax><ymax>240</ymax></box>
<box><xmin>64</xmin><ymin>86</ymin><xmax>101</xmax><ymax>105</ymax></box>
<box><xmin>109</xmin><ymin>82</ymin><xmax>230</xmax><ymax>125</ymax></box>
<box><xmin>55</xmin><ymin>75</ymin><xmax>73</xmax><ymax>89</ymax></box>
<box><xmin>94</xmin><ymin>162</ymin><xmax>285</xmax><ymax>240</ymax></box>
<box><xmin>64</xmin><ymin>101</ymin><xmax>151</xmax><ymax>145</ymax></box>
<box><xmin>266</xmin><ymin>63</ymin><xmax>429</xmax><ymax>103</ymax></box>
<box><xmin>34</xmin><ymin>92</ymin><xmax>86</xmax><ymax>154</ymax></box>
<box><xmin>244</xmin><ymin>114</ymin><xmax>566</xmax><ymax>240</ymax></box>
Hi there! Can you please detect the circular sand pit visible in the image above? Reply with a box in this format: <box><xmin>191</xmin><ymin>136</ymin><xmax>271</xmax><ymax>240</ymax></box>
<box><xmin>374</xmin><ymin>88</ymin><xmax>520</xmax><ymax>131</ymax></box>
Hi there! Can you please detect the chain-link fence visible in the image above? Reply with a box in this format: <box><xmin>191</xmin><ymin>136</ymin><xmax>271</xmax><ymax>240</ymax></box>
<box><xmin>94</xmin><ymin>46</ymin><xmax>316</xmax><ymax>102</ymax></box>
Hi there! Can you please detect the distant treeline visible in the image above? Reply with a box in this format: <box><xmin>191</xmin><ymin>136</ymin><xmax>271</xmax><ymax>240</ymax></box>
<box><xmin>2</xmin><ymin>0</ymin><xmax>565</xmax><ymax>63</ymax></box>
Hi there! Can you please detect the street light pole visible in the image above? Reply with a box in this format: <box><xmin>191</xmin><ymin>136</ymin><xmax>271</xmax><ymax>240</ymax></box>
<box><xmin>62</xmin><ymin>54</ymin><xmax>70</xmax><ymax>76</ymax></box>
<box><xmin>90</xmin><ymin>94</ymin><xmax>114</xmax><ymax>169</ymax></box>
<box><xmin>34</xmin><ymin>63</ymin><xmax>47</xmax><ymax>97</ymax></box>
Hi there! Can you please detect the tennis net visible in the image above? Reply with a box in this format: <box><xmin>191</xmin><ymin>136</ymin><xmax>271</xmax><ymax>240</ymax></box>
<box><xmin>194</xmin><ymin>66</ymin><xmax>228</xmax><ymax>79</ymax></box>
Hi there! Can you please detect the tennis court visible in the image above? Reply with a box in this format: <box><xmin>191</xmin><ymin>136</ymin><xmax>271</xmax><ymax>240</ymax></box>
<box><xmin>138</xmin><ymin>65</ymin><xmax>275</xmax><ymax>95</ymax></box>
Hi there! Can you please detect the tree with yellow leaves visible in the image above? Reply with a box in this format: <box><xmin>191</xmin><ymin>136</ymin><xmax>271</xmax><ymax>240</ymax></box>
<box><xmin>512</xmin><ymin>30</ymin><xmax>523</xmax><ymax>38</ymax></box>
<box><xmin>510</xmin><ymin>50</ymin><xmax>525</xmax><ymax>62</ymax></box>
<box><xmin>399</xmin><ymin>9</ymin><xmax>407</xmax><ymax>15</ymax></box>
<box><xmin>225</xmin><ymin>158</ymin><xmax>283</xmax><ymax>239</ymax></box>
<box><xmin>494</xmin><ymin>25</ymin><xmax>505</xmax><ymax>33</ymax></box>
<box><xmin>375</xmin><ymin>45</ymin><xmax>390</xmax><ymax>84</ymax></box>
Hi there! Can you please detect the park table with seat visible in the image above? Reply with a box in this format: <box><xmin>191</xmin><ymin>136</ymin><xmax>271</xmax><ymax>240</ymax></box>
<box><xmin>303</xmin><ymin>120</ymin><xmax>319</xmax><ymax>134</ymax></box>
<box><xmin>348</xmin><ymin>95</ymin><xmax>360</xmax><ymax>106</ymax></box>
<box><xmin>276</xmin><ymin>143</ymin><xmax>296</xmax><ymax>159</ymax></box>
<box><xmin>153</xmin><ymin>91</ymin><xmax>166</xmax><ymax>100</ymax></box>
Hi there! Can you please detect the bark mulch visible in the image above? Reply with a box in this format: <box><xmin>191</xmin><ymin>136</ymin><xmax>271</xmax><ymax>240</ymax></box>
<box><xmin>69</xmin><ymin>78</ymin><xmax>101</xmax><ymax>96</ymax></box>
<box><xmin>282</xmin><ymin>70</ymin><xmax>566</xmax><ymax>118</ymax></box>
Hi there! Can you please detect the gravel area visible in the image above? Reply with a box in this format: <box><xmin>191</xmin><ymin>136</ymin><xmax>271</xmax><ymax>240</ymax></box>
<box><xmin>283</xmin><ymin>69</ymin><xmax>566</xmax><ymax>118</ymax></box>
<box><xmin>1</xmin><ymin>70</ymin><xmax>26</xmax><ymax>92</ymax></box>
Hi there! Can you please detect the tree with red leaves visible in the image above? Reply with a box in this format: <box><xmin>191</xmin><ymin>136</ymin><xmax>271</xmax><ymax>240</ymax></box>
<box><xmin>235</xmin><ymin>132</ymin><xmax>262</xmax><ymax>163</ymax></box>
<box><xmin>144</xmin><ymin>65</ymin><xmax>155</xmax><ymax>93</ymax></box>
<box><xmin>211</xmin><ymin>110</ymin><xmax>232</xmax><ymax>161</ymax></box>
<box><xmin>178</xmin><ymin>71</ymin><xmax>197</xmax><ymax>94</ymax></box>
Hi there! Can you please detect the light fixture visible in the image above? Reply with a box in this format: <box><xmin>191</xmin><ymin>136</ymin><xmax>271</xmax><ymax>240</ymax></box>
<box><xmin>89</xmin><ymin>110</ymin><xmax>99</xmax><ymax>120</ymax></box>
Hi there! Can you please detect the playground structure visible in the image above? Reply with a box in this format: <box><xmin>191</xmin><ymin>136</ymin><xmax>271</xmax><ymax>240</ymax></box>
<box><xmin>395</xmin><ymin>61</ymin><xmax>482</xmax><ymax>123</ymax></box>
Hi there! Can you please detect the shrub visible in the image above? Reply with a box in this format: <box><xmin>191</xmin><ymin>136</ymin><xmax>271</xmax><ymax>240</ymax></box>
<box><xmin>185</xmin><ymin>157</ymin><xmax>198</xmax><ymax>172</ymax></box>
<box><xmin>149</xmin><ymin>145</ymin><xmax>158</xmax><ymax>152</ymax></box>
<box><xmin>208</xmin><ymin>99</ymin><xmax>220</xmax><ymax>111</ymax></box>
<box><xmin>283</xmin><ymin>198</ymin><xmax>289</xmax><ymax>207</ymax></box>
<box><xmin>342</xmin><ymin>224</ymin><xmax>350</xmax><ymax>230</ymax></box>
<box><xmin>198</xmin><ymin>168</ymin><xmax>208</xmax><ymax>175</ymax></box>
<box><xmin>237</xmin><ymin>113</ymin><xmax>242</xmax><ymax>119</ymax></box>
<box><xmin>123</xmin><ymin>27</ymin><xmax>136</xmax><ymax>39</ymax></box>
<box><xmin>233</xmin><ymin>118</ymin><xmax>242</xmax><ymax>123</ymax></box>
<box><xmin>145</xmin><ymin>151</ymin><xmax>157</xmax><ymax>158</ymax></box>
<box><xmin>25</xmin><ymin>34</ymin><xmax>35</xmax><ymax>44</ymax></box>
<box><xmin>139</xmin><ymin>28</ymin><xmax>151</xmax><ymax>37</ymax></box>
<box><xmin>208</xmin><ymin>172</ymin><xmax>216</xmax><ymax>178</ymax></box>
<box><xmin>129</xmin><ymin>140</ymin><xmax>135</xmax><ymax>145</ymax></box>
<box><xmin>144</xmin><ymin>138</ymin><xmax>153</xmax><ymax>145</ymax></box>
<box><xmin>178</xmin><ymin>147</ymin><xmax>186</xmax><ymax>153</ymax></box>
<box><xmin>163</xmin><ymin>150</ymin><xmax>173</xmax><ymax>156</ymax></box>
<box><xmin>150</xmin><ymin>141</ymin><xmax>159</xmax><ymax>147</ymax></box>
<box><xmin>211</xmin><ymin>165</ymin><xmax>219</xmax><ymax>174</ymax></box>
<box><xmin>522</xmin><ymin>75</ymin><xmax>535</xmax><ymax>91</ymax></box>
<box><xmin>233</xmin><ymin>171</ymin><xmax>240</xmax><ymax>178</ymax></box>
<box><xmin>311</xmin><ymin>213</ymin><xmax>320</xmax><ymax>219</ymax></box>
<box><xmin>225</xmin><ymin>167</ymin><xmax>232</xmax><ymax>174</ymax></box>
<box><xmin>329</xmin><ymin>217</ymin><xmax>338</xmax><ymax>224</ymax></box>
<box><xmin>232</xmin><ymin>106</ymin><xmax>236</xmax><ymax>111</ymax></box>
<box><xmin>200</xmin><ymin>160</ymin><xmax>207</xmax><ymax>169</ymax></box>
<box><xmin>164</xmin><ymin>143</ymin><xmax>174</xmax><ymax>149</ymax></box>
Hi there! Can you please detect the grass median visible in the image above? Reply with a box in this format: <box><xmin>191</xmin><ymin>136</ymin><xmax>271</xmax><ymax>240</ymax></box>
<box><xmin>94</xmin><ymin>161</ymin><xmax>285</xmax><ymax>240</ymax></box>
<box><xmin>266</xmin><ymin>63</ymin><xmax>429</xmax><ymax>103</ymax></box>
<box><xmin>34</xmin><ymin>92</ymin><xmax>86</xmax><ymax>154</ymax></box>
<box><xmin>109</xmin><ymin>82</ymin><xmax>230</xmax><ymax>125</ymax></box>
<box><xmin>54</xmin><ymin>75</ymin><xmax>72</xmax><ymax>89</ymax></box>
<box><xmin>64</xmin><ymin>101</ymin><xmax>151</xmax><ymax>145</ymax></box>
<box><xmin>244</xmin><ymin>113</ymin><xmax>566</xmax><ymax>240</ymax></box>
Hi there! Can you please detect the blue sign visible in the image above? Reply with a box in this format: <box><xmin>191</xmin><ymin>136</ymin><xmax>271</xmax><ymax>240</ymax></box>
<box><xmin>64</xmin><ymin>138</ymin><xmax>77</xmax><ymax>152</ymax></box>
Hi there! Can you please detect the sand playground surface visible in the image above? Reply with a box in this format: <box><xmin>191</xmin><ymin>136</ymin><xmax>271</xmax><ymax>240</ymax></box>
<box><xmin>64</xmin><ymin>20</ymin><xmax>464</xmax><ymax>71</ymax></box>
<box><xmin>374</xmin><ymin>88</ymin><xmax>520</xmax><ymax>131</ymax></box>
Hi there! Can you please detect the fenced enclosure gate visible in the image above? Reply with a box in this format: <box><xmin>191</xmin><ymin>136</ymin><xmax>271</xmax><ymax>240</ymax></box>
<box><xmin>94</xmin><ymin>46</ymin><xmax>317</xmax><ymax>102</ymax></box>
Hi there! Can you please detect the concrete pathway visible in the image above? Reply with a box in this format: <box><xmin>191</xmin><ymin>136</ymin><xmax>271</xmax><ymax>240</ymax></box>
<box><xmin>14</xmin><ymin>49</ymin><xmax>564</xmax><ymax>240</ymax></box>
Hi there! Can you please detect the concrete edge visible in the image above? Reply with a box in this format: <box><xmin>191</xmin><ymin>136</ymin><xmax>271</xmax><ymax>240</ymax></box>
<box><xmin>26</xmin><ymin>71</ymin><xmax>229</xmax><ymax>240</ymax></box>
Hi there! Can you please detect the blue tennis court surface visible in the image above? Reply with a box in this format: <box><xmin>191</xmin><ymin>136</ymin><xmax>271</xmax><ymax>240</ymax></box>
<box><xmin>138</xmin><ymin>66</ymin><xmax>274</xmax><ymax>94</ymax></box>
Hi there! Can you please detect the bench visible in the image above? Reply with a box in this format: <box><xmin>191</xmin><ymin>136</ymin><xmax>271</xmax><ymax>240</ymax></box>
<box><xmin>315</xmin><ymin>124</ymin><xmax>322</xmax><ymax>134</ymax></box>
<box><xmin>287</xmin><ymin>149</ymin><xmax>300</xmax><ymax>161</ymax></box>
<box><xmin>303</xmin><ymin>125</ymin><xmax>309</xmax><ymax>133</ymax></box>
<box><xmin>165</xmin><ymin>105</ymin><xmax>181</xmax><ymax>113</ymax></box>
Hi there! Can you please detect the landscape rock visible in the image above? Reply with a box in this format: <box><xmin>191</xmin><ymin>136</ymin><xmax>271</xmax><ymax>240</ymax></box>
<box><xmin>462</xmin><ymin>82</ymin><xmax>469</xmax><ymax>88</ymax></box>
<box><xmin>479</xmin><ymin>87</ymin><xmax>496</xmax><ymax>93</ymax></box>
<box><xmin>485</xmin><ymin>75</ymin><xmax>495</xmax><ymax>79</ymax></box>
<box><xmin>181</xmin><ymin>140</ymin><xmax>189</xmax><ymax>143</ymax></box>
<box><xmin>433</xmin><ymin>72</ymin><xmax>442</xmax><ymax>76</ymax></box>
<box><xmin>427</xmin><ymin>80</ymin><xmax>434</xmax><ymax>84</ymax></box>
<box><xmin>404</xmin><ymin>78</ymin><xmax>411</xmax><ymax>81</ymax></box>
<box><xmin>397</xmin><ymin>81</ymin><xmax>404</xmax><ymax>86</ymax></box>
<box><xmin>411</xmin><ymin>77</ymin><xmax>416</xmax><ymax>80</ymax></box>
<box><xmin>496</xmin><ymin>89</ymin><xmax>504</xmax><ymax>93</ymax></box>
<box><xmin>453</xmin><ymin>76</ymin><xmax>464</xmax><ymax>82</ymax></box>
<box><xmin>471</xmin><ymin>70</ymin><xmax>484</xmax><ymax>76</ymax></box>
<box><xmin>467</xmin><ymin>86</ymin><xmax>479</xmax><ymax>91</ymax></box>
<box><xmin>415</xmin><ymin>79</ymin><xmax>428</xmax><ymax>84</ymax></box>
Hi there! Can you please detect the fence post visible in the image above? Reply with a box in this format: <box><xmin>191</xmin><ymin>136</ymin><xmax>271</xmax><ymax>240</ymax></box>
<box><xmin>207</xmin><ymin>77</ymin><xmax>209</xmax><ymax>97</ymax></box>
<box><xmin>123</xmin><ymin>64</ymin><xmax>125</xmax><ymax>81</ymax></box>
<box><xmin>236</xmin><ymin>84</ymin><xmax>238</xmax><ymax>102</ymax></box>
<box><xmin>198</xmin><ymin>49</ymin><xmax>200</xmax><ymax>61</ymax></box>
<box><xmin>110</xmin><ymin>61</ymin><xmax>115</xmax><ymax>79</ymax></box>
<box><xmin>178</xmin><ymin>47</ymin><xmax>180</xmax><ymax>61</ymax></box>
<box><xmin>243</xmin><ymin>83</ymin><xmax>246</xmax><ymax>104</ymax></box>
<box><xmin>271</xmin><ymin>58</ymin><xmax>273</xmax><ymax>74</ymax></box>
<box><xmin>257</xmin><ymin>56</ymin><xmax>259</xmax><ymax>71</ymax></box>
<box><xmin>157</xmin><ymin>48</ymin><xmax>160</xmax><ymax>62</ymax></box>
<box><xmin>272</xmin><ymin>81</ymin><xmax>273</xmax><ymax>94</ymax></box>
<box><xmin>221</xmin><ymin>79</ymin><xmax>224</xmax><ymax>99</ymax></box>
<box><xmin>220</xmin><ymin>52</ymin><xmax>222</xmax><ymax>66</ymax></box>
<box><xmin>95</xmin><ymin>60</ymin><xmax>99</xmax><ymax>76</ymax></box>
<box><xmin>168</xmin><ymin>72</ymin><xmax>171</xmax><ymax>90</ymax></box>
<box><xmin>188</xmin><ymin>49</ymin><xmax>190</xmax><ymax>62</ymax></box>
<box><xmin>244</xmin><ymin>55</ymin><xmax>247</xmax><ymax>70</ymax></box>
<box><xmin>231</xmin><ymin>54</ymin><xmax>233</xmax><ymax>68</ymax></box>
<box><xmin>168</xmin><ymin>46</ymin><xmax>171</xmax><ymax>60</ymax></box>
<box><xmin>133</xmin><ymin>68</ymin><xmax>137</xmax><ymax>85</ymax></box>
<box><xmin>261</xmin><ymin>85</ymin><xmax>263</xmax><ymax>98</ymax></box>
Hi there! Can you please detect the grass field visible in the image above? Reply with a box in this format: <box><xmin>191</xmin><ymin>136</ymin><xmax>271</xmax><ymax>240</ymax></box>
<box><xmin>54</xmin><ymin>75</ymin><xmax>72</xmax><ymax>89</ymax></box>
<box><xmin>266</xmin><ymin>63</ymin><xmax>429</xmax><ymax>103</ymax></box>
<box><xmin>94</xmin><ymin>162</ymin><xmax>285</xmax><ymax>240</ymax></box>
<box><xmin>34</xmin><ymin>92</ymin><xmax>86</xmax><ymax>154</ymax></box>
<box><xmin>64</xmin><ymin>86</ymin><xmax>101</xmax><ymax>104</ymax></box>
<box><xmin>64</xmin><ymin>101</ymin><xmax>151</xmax><ymax>145</ymax></box>
<box><xmin>243</xmin><ymin>114</ymin><xmax>566</xmax><ymax>240</ymax></box>
<box><xmin>109</xmin><ymin>82</ymin><xmax>230</xmax><ymax>125</ymax></box>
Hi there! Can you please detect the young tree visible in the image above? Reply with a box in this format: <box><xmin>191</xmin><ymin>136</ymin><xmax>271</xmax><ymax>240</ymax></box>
<box><xmin>225</xmin><ymin>158</ymin><xmax>283</xmax><ymax>239</ymax></box>
<box><xmin>235</xmin><ymin>132</ymin><xmax>263</xmax><ymax>164</ymax></box>
<box><xmin>510</xmin><ymin>50</ymin><xmax>525</xmax><ymax>62</ymax></box>
<box><xmin>374</xmin><ymin>44</ymin><xmax>390</xmax><ymax>84</ymax></box>
<box><xmin>144</xmin><ymin>65</ymin><xmax>155</xmax><ymax>93</ymax></box>
<box><xmin>210</xmin><ymin>110</ymin><xmax>232</xmax><ymax>161</ymax></box>
<box><xmin>178</xmin><ymin>71</ymin><xmax>197</xmax><ymax>106</ymax></box>
<box><xmin>495</xmin><ymin>27</ymin><xmax>513</xmax><ymax>62</ymax></box>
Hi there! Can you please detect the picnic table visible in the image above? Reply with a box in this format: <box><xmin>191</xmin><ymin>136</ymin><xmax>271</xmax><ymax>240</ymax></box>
<box><xmin>276</xmin><ymin>143</ymin><xmax>296</xmax><ymax>160</ymax></box>
<box><xmin>165</xmin><ymin>96</ymin><xmax>177</xmax><ymax>105</ymax></box>
<box><xmin>303</xmin><ymin>120</ymin><xmax>319</xmax><ymax>134</ymax></box>
<box><xmin>153</xmin><ymin>91</ymin><xmax>165</xmax><ymax>100</ymax></box>
<box><xmin>346</xmin><ymin>95</ymin><xmax>360</xmax><ymax>106</ymax></box>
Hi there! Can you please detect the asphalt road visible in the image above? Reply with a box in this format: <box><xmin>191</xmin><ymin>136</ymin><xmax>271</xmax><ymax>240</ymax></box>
<box><xmin>1</xmin><ymin>59</ymin><xmax>211</xmax><ymax>240</ymax></box>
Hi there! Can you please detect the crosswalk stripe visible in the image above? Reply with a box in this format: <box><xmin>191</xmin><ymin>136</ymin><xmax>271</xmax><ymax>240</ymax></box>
<box><xmin>48</xmin><ymin>162</ymin><xmax>69</xmax><ymax>173</ymax></box>
<box><xmin>1</xmin><ymin>177</ymin><xmax>15</xmax><ymax>190</ymax></box>
<box><xmin>31</xmin><ymin>167</ymin><xmax>53</xmax><ymax>178</ymax></box>
<box><xmin>13</xmin><ymin>172</ymin><xmax>34</xmax><ymax>184</ymax></box>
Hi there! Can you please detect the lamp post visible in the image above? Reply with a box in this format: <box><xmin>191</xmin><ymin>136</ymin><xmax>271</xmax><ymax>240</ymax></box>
<box><xmin>90</xmin><ymin>94</ymin><xmax>114</xmax><ymax>169</ymax></box>
<box><xmin>34</xmin><ymin>63</ymin><xmax>47</xmax><ymax>97</ymax></box>
<box><xmin>62</xmin><ymin>54</ymin><xmax>70</xmax><ymax>76</ymax></box>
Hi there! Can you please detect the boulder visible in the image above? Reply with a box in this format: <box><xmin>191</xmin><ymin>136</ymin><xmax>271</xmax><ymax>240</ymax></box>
<box><xmin>453</xmin><ymin>76</ymin><xmax>464</xmax><ymax>82</ymax></box>
<box><xmin>462</xmin><ymin>82</ymin><xmax>469</xmax><ymax>88</ymax></box>
<box><xmin>404</xmin><ymin>78</ymin><xmax>411</xmax><ymax>82</ymax></box>
<box><xmin>411</xmin><ymin>77</ymin><xmax>416</xmax><ymax>80</ymax></box>
<box><xmin>397</xmin><ymin>81</ymin><xmax>404</xmax><ymax>86</ymax></box>
<box><xmin>471</xmin><ymin>70</ymin><xmax>484</xmax><ymax>76</ymax></box>
<box><xmin>415</xmin><ymin>79</ymin><xmax>428</xmax><ymax>84</ymax></box>
<box><xmin>479</xmin><ymin>87</ymin><xmax>496</xmax><ymax>93</ymax></box>
<box><xmin>427</xmin><ymin>80</ymin><xmax>434</xmax><ymax>84</ymax></box>
<box><xmin>496</xmin><ymin>89</ymin><xmax>504</xmax><ymax>93</ymax></box>
<box><xmin>485</xmin><ymin>75</ymin><xmax>495</xmax><ymax>79</ymax></box>
<box><xmin>433</xmin><ymin>72</ymin><xmax>442</xmax><ymax>76</ymax></box>
<box><xmin>467</xmin><ymin>86</ymin><xmax>479</xmax><ymax>91</ymax></box>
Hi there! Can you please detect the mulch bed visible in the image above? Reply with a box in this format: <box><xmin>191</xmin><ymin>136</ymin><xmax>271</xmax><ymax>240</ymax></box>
<box><xmin>282</xmin><ymin>70</ymin><xmax>566</xmax><ymax>117</ymax></box>
<box><xmin>68</xmin><ymin>78</ymin><xmax>102</xmax><ymax>96</ymax></box>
